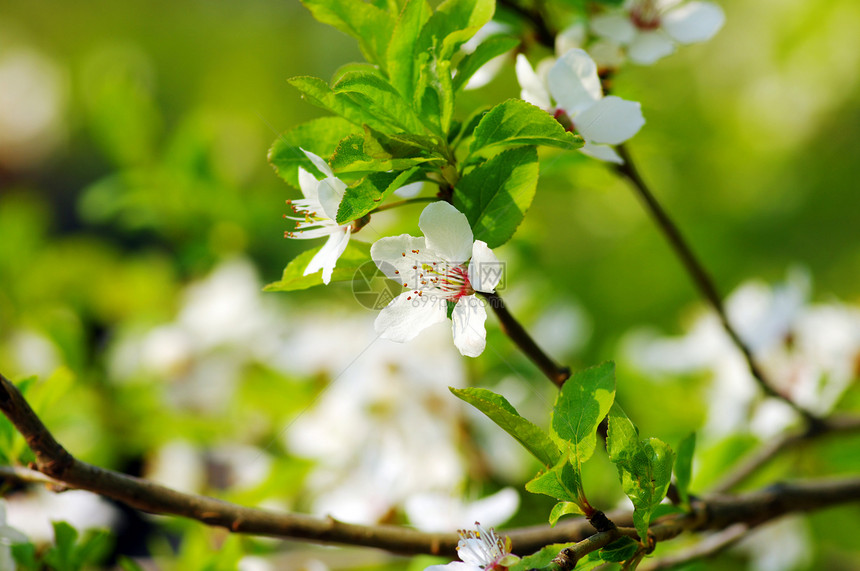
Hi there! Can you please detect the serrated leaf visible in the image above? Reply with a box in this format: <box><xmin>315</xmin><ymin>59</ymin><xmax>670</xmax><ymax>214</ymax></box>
<box><xmin>268</xmin><ymin>117</ymin><xmax>359</xmax><ymax>188</ymax></box>
<box><xmin>450</xmin><ymin>387</ymin><xmax>560</xmax><ymax>468</ymax></box>
<box><xmin>525</xmin><ymin>454</ymin><xmax>583</xmax><ymax>506</ymax></box>
<box><xmin>336</xmin><ymin>169</ymin><xmax>418</xmax><ymax>224</ymax></box>
<box><xmin>419</xmin><ymin>0</ymin><xmax>495</xmax><ymax>61</ymax></box>
<box><xmin>469</xmin><ymin>99</ymin><xmax>583</xmax><ymax>157</ymax></box>
<box><xmin>675</xmin><ymin>432</ymin><xmax>696</xmax><ymax>508</ymax></box>
<box><xmin>607</xmin><ymin>405</ymin><xmax>676</xmax><ymax>543</ymax></box>
<box><xmin>265</xmin><ymin>241</ymin><xmax>372</xmax><ymax>292</ymax></box>
<box><xmin>600</xmin><ymin>537</ymin><xmax>639</xmax><ymax>563</ymax></box>
<box><xmin>301</xmin><ymin>0</ymin><xmax>395</xmax><ymax>67</ymax></box>
<box><xmin>333</xmin><ymin>71</ymin><xmax>426</xmax><ymax>133</ymax></box>
<box><xmin>329</xmin><ymin>132</ymin><xmax>440</xmax><ymax>175</ymax></box>
<box><xmin>549</xmin><ymin>501</ymin><xmax>585</xmax><ymax>526</ymax></box>
<box><xmin>288</xmin><ymin>76</ymin><xmax>394</xmax><ymax>132</ymax></box>
<box><xmin>453</xmin><ymin>146</ymin><xmax>538</xmax><ymax>248</ymax></box>
<box><xmin>415</xmin><ymin>51</ymin><xmax>454</xmax><ymax>135</ymax></box>
<box><xmin>453</xmin><ymin>35</ymin><xmax>519</xmax><ymax>92</ymax></box>
<box><xmin>388</xmin><ymin>0</ymin><xmax>432</xmax><ymax>99</ymax></box>
<box><xmin>552</xmin><ymin>361</ymin><xmax>616</xmax><ymax>465</ymax></box>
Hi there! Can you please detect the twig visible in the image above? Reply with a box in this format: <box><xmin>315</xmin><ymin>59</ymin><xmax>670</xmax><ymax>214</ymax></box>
<box><xmin>639</xmin><ymin>523</ymin><xmax>749</xmax><ymax>571</ymax></box>
<box><xmin>0</xmin><ymin>465</ymin><xmax>68</xmax><ymax>490</ymax></box>
<box><xmin>613</xmin><ymin>144</ymin><xmax>819</xmax><ymax>426</ymax></box>
<box><xmin>712</xmin><ymin>415</ymin><xmax>860</xmax><ymax>493</ymax></box>
<box><xmin>479</xmin><ymin>292</ymin><xmax>571</xmax><ymax>387</ymax></box>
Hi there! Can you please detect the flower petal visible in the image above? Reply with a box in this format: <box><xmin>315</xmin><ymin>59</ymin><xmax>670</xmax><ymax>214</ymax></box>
<box><xmin>317</xmin><ymin>176</ymin><xmax>347</xmax><ymax>221</ymax></box>
<box><xmin>423</xmin><ymin>563</ymin><xmax>475</xmax><ymax>571</ymax></box>
<box><xmin>579</xmin><ymin>141</ymin><xmax>623</xmax><ymax>164</ymax></box>
<box><xmin>394</xmin><ymin>181</ymin><xmax>424</xmax><ymax>198</ymax></box>
<box><xmin>574</xmin><ymin>95</ymin><xmax>644</xmax><ymax>145</ymax></box>
<box><xmin>555</xmin><ymin>23</ymin><xmax>586</xmax><ymax>56</ymax></box>
<box><xmin>452</xmin><ymin>295</ymin><xmax>488</xmax><ymax>357</ymax></box>
<box><xmin>374</xmin><ymin>291</ymin><xmax>447</xmax><ymax>343</ymax></box>
<box><xmin>419</xmin><ymin>202</ymin><xmax>473</xmax><ymax>263</ymax></box>
<box><xmin>662</xmin><ymin>1</ymin><xmax>725</xmax><ymax>44</ymax></box>
<box><xmin>371</xmin><ymin>235</ymin><xmax>428</xmax><ymax>290</ymax></box>
<box><xmin>548</xmin><ymin>49</ymin><xmax>603</xmax><ymax>115</ymax></box>
<box><xmin>515</xmin><ymin>54</ymin><xmax>552</xmax><ymax>111</ymax></box>
<box><xmin>304</xmin><ymin>226</ymin><xmax>351</xmax><ymax>284</ymax></box>
<box><xmin>301</xmin><ymin>147</ymin><xmax>334</xmax><ymax>179</ymax></box>
<box><xmin>627</xmin><ymin>31</ymin><xmax>676</xmax><ymax>65</ymax></box>
<box><xmin>297</xmin><ymin>167</ymin><xmax>321</xmax><ymax>204</ymax></box>
<box><xmin>468</xmin><ymin>240</ymin><xmax>502</xmax><ymax>293</ymax></box>
<box><xmin>590</xmin><ymin>13</ymin><xmax>637</xmax><ymax>45</ymax></box>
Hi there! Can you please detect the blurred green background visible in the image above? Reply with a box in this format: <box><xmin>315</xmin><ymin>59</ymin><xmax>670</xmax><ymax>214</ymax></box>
<box><xmin>1</xmin><ymin>0</ymin><xmax>859</xmax><ymax>569</ymax></box>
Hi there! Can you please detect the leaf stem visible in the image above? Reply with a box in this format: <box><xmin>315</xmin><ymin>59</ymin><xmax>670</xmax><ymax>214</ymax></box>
<box><xmin>613</xmin><ymin>144</ymin><xmax>820</xmax><ymax>427</ymax></box>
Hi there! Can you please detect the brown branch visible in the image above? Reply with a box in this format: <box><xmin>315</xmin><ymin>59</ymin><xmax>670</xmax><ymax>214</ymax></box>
<box><xmin>2</xmin><ymin>371</ymin><xmax>860</xmax><ymax>559</ymax></box>
<box><xmin>640</xmin><ymin>523</ymin><xmax>749</xmax><ymax>571</ymax></box>
<box><xmin>480</xmin><ymin>292</ymin><xmax>571</xmax><ymax>387</ymax></box>
<box><xmin>712</xmin><ymin>415</ymin><xmax>860</xmax><ymax>493</ymax></box>
<box><xmin>613</xmin><ymin>144</ymin><xmax>820</xmax><ymax>427</ymax></box>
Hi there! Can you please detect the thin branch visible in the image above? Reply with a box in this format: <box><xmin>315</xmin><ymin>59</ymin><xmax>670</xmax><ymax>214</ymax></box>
<box><xmin>640</xmin><ymin>523</ymin><xmax>749</xmax><ymax>571</ymax></box>
<box><xmin>712</xmin><ymin>415</ymin><xmax>860</xmax><ymax>493</ymax></box>
<box><xmin>613</xmin><ymin>144</ymin><xmax>820</xmax><ymax>426</ymax></box>
<box><xmin>479</xmin><ymin>292</ymin><xmax>571</xmax><ymax>387</ymax></box>
<box><xmin>369</xmin><ymin>196</ymin><xmax>437</xmax><ymax>214</ymax></box>
<box><xmin>0</xmin><ymin>465</ymin><xmax>68</xmax><ymax>490</ymax></box>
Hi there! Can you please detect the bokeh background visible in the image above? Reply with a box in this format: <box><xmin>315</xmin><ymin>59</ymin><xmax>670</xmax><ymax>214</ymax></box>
<box><xmin>1</xmin><ymin>0</ymin><xmax>859</xmax><ymax>569</ymax></box>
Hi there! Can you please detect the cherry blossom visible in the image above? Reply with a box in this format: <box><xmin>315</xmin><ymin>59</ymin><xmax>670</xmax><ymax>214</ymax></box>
<box><xmin>424</xmin><ymin>523</ymin><xmax>518</xmax><ymax>571</ymax></box>
<box><xmin>516</xmin><ymin>48</ymin><xmax>645</xmax><ymax>164</ymax></box>
<box><xmin>591</xmin><ymin>0</ymin><xmax>726</xmax><ymax>65</ymax></box>
<box><xmin>370</xmin><ymin>201</ymin><xmax>502</xmax><ymax>357</ymax></box>
<box><xmin>284</xmin><ymin>148</ymin><xmax>351</xmax><ymax>284</ymax></box>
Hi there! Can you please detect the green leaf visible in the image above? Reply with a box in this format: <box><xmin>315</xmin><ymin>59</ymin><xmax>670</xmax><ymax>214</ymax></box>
<box><xmin>469</xmin><ymin>99</ymin><xmax>583</xmax><ymax>157</ymax></box>
<box><xmin>552</xmin><ymin>361</ymin><xmax>616</xmax><ymax>464</ymax></box>
<box><xmin>118</xmin><ymin>557</ymin><xmax>147</xmax><ymax>571</ymax></box>
<box><xmin>333</xmin><ymin>71</ymin><xmax>426</xmax><ymax>133</ymax></box>
<box><xmin>675</xmin><ymin>432</ymin><xmax>696</xmax><ymax>508</ymax></box>
<box><xmin>301</xmin><ymin>0</ymin><xmax>395</xmax><ymax>67</ymax></box>
<box><xmin>328</xmin><ymin>126</ymin><xmax>446</xmax><ymax>176</ymax></box>
<box><xmin>265</xmin><ymin>241</ymin><xmax>372</xmax><ymax>292</ymax></box>
<box><xmin>525</xmin><ymin>454</ymin><xmax>583</xmax><ymax>506</ymax></box>
<box><xmin>450</xmin><ymin>387</ymin><xmax>561</xmax><ymax>468</ymax></box>
<box><xmin>288</xmin><ymin>76</ymin><xmax>394</xmax><ymax>132</ymax></box>
<box><xmin>268</xmin><ymin>117</ymin><xmax>359</xmax><ymax>188</ymax></box>
<box><xmin>549</xmin><ymin>501</ymin><xmax>585</xmax><ymax>526</ymax></box>
<box><xmin>336</xmin><ymin>169</ymin><xmax>418</xmax><ymax>224</ymax></box>
<box><xmin>607</xmin><ymin>405</ymin><xmax>676</xmax><ymax>542</ymax></box>
<box><xmin>600</xmin><ymin>537</ymin><xmax>639</xmax><ymax>563</ymax></box>
<box><xmin>453</xmin><ymin>35</ymin><xmax>519</xmax><ymax>92</ymax></box>
<box><xmin>414</xmin><ymin>50</ymin><xmax>455</xmax><ymax>135</ymax></box>
<box><xmin>453</xmin><ymin>146</ymin><xmax>538</xmax><ymax>248</ymax></box>
<box><xmin>387</xmin><ymin>0</ymin><xmax>432</xmax><ymax>99</ymax></box>
<box><xmin>419</xmin><ymin>0</ymin><xmax>495</xmax><ymax>61</ymax></box>
<box><xmin>45</xmin><ymin>521</ymin><xmax>79</xmax><ymax>571</ymax></box>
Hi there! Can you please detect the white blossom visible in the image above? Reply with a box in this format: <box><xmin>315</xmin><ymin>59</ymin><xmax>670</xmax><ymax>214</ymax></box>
<box><xmin>284</xmin><ymin>149</ymin><xmax>351</xmax><ymax>284</ymax></box>
<box><xmin>371</xmin><ymin>201</ymin><xmax>503</xmax><ymax>357</ymax></box>
<box><xmin>591</xmin><ymin>0</ymin><xmax>726</xmax><ymax>65</ymax></box>
<box><xmin>425</xmin><ymin>523</ymin><xmax>517</xmax><ymax>571</ymax></box>
<box><xmin>516</xmin><ymin>49</ymin><xmax>645</xmax><ymax>164</ymax></box>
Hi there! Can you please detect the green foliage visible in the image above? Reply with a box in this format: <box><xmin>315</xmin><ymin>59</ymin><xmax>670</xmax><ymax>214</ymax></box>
<box><xmin>301</xmin><ymin>0</ymin><xmax>395</xmax><ymax>67</ymax></box>
<box><xmin>607</xmin><ymin>404</ymin><xmax>676</xmax><ymax>542</ymax></box>
<box><xmin>507</xmin><ymin>543</ymin><xmax>574</xmax><ymax>570</ymax></box>
<box><xmin>552</xmin><ymin>362</ymin><xmax>616</xmax><ymax>465</ymax></box>
<box><xmin>469</xmin><ymin>99</ymin><xmax>583</xmax><ymax>158</ymax></box>
<box><xmin>15</xmin><ymin>522</ymin><xmax>114</xmax><ymax>571</ymax></box>
<box><xmin>336</xmin><ymin>169</ymin><xmax>420</xmax><ymax>224</ymax></box>
<box><xmin>450</xmin><ymin>387</ymin><xmax>561</xmax><ymax>467</ymax></box>
<box><xmin>453</xmin><ymin>35</ymin><xmax>520</xmax><ymax>92</ymax></box>
<box><xmin>454</xmin><ymin>146</ymin><xmax>539</xmax><ymax>248</ymax></box>
<box><xmin>264</xmin><ymin>241</ymin><xmax>372</xmax><ymax>291</ymax></box>
<box><xmin>268</xmin><ymin>117</ymin><xmax>360</xmax><ymax>189</ymax></box>
<box><xmin>599</xmin><ymin>537</ymin><xmax>639</xmax><ymax>562</ymax></box>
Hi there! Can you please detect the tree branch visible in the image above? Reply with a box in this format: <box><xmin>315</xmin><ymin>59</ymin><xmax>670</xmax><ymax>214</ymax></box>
<box><xmin>712</xmin><ymin>415</ymin><xmax>860</xmax><ymax>493</ymax></box>
<box><xmin>480</xmin><ymin>292</ymin><xmax>571</xmax><ymax>387</ymax></box>
<box><xmin>613</xmin><ymin>144</ymin><xmax>820</xmax><ymax>427</ymax></box>
<box><xmin>2</xmin><ymin>371</ymin><xmax>860</xmax><ymax>560</ymax></box>
<box><xmin>639</xmin><ymin>523</ymin><xmax>749</xmax><ymax>571</ymax></box>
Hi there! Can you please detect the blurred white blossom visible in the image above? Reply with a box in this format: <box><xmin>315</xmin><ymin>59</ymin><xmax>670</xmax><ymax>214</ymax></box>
<box><xmin>5</xmin><ymin>489</ymin><xmax>118</xmax><ymax>544</ymax></box>
<box><xmin>624</xmin><ymin>269</ymin><xmax>860</xmax><ymax>438</ymax></box>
